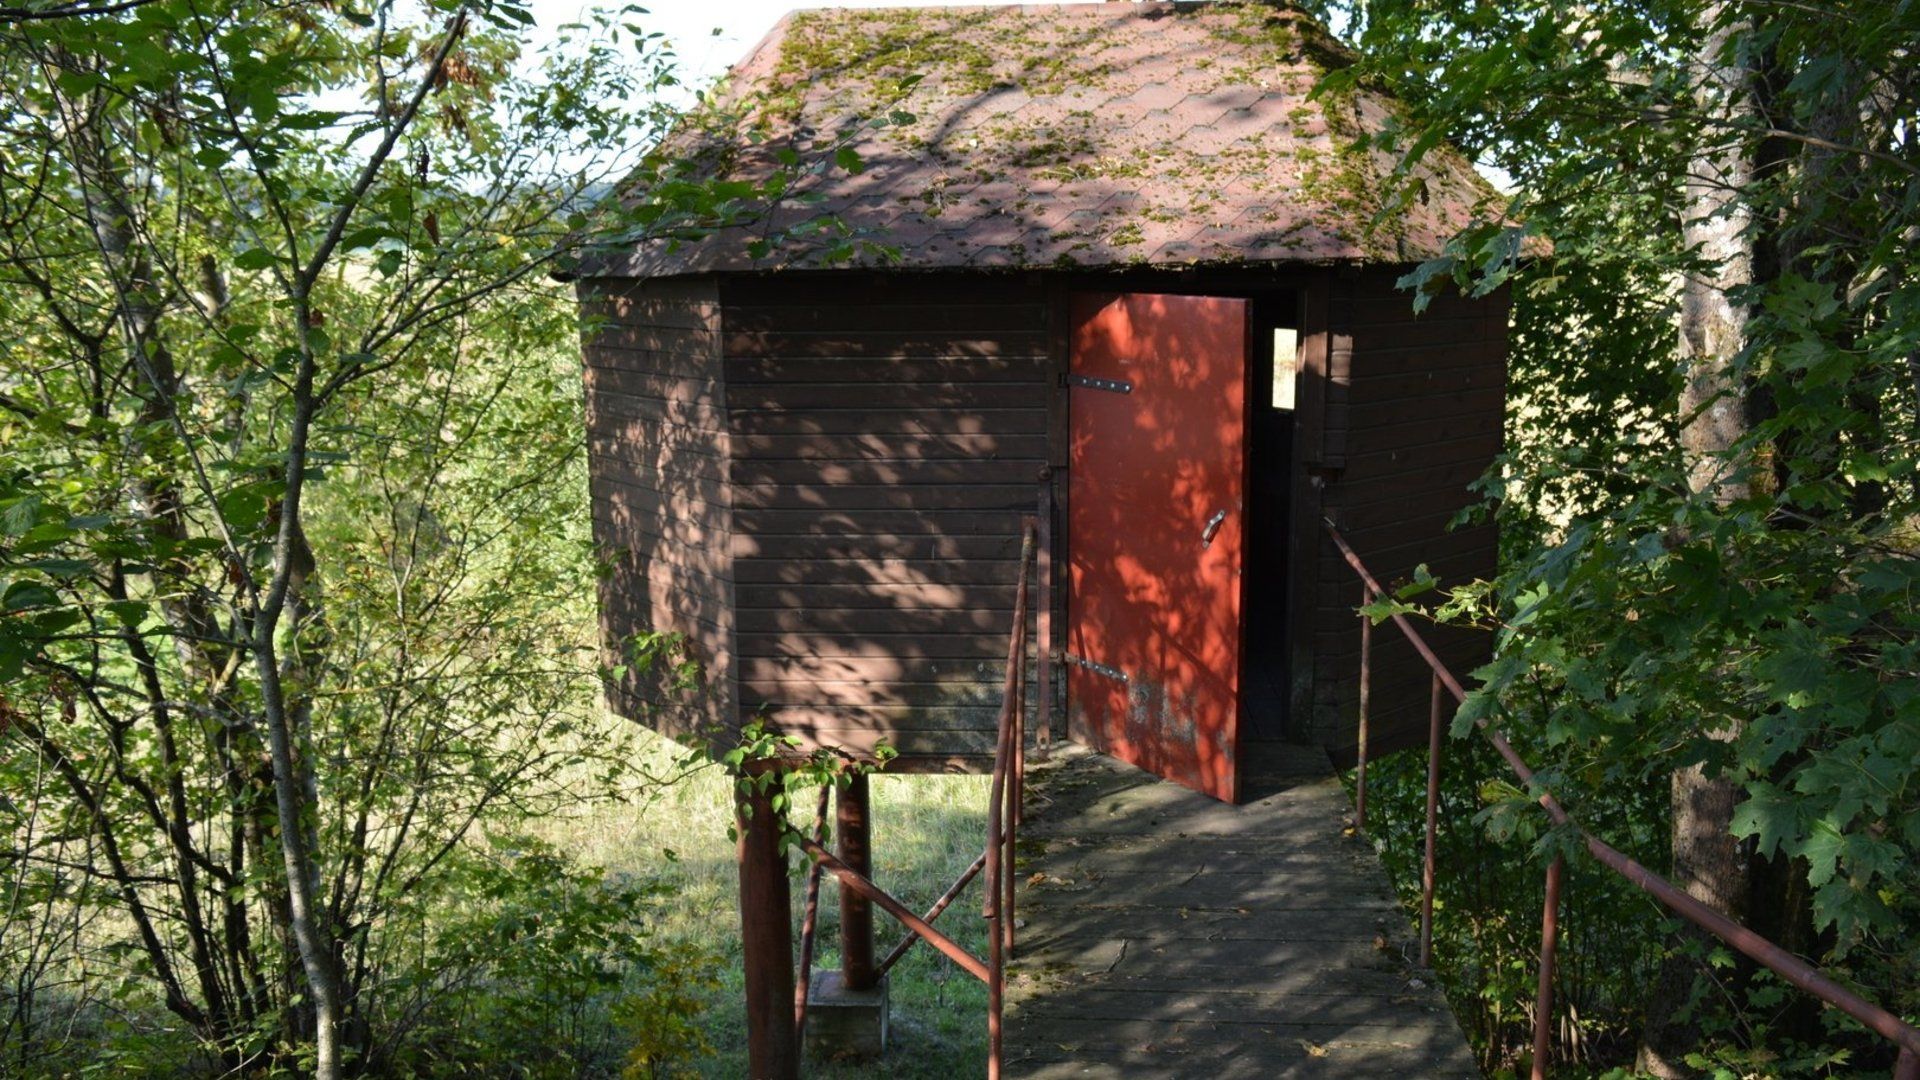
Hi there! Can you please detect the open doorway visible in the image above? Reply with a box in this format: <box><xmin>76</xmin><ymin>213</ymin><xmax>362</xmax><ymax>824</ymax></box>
<box><xmin>1241</xmin><ymin>292</ymin><xmax>1300</xmax><ymax>741</ymax></box>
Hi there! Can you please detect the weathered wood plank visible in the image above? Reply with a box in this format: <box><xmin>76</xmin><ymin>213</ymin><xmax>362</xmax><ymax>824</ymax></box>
<box><xmin>732</xmin><ymin>533</ymin><xmax>1025</xmax><ymax>562</ymax></box>
<box><xmin>1333</xmin><ymin>439</ymin><xmax>1490</xmax><ymax>494</ymax></box>
<box><xmin>736</xmin><ymin>607</ymin><xmax>1011</xmax><ymax>635</ymax></box>
<box><xmin>588</xmin><ymin>332</ymin><xmax>721</xmax><ymax>365</ymax></box>
<box><xmin>586</xmin><ymin>432</ymin><xmax>727</xmax><ymax>485</ymax></box>
<box><xmin>738</xmin><ymin>655</ymin><xmax>1007</xmax><ymax>683</ymax></box>
<box><xmin>580</xmin><ymin>291</ymin><xmax>718</xmax><ymax>332</ymax></box>
<box><xmin>587</xmin><ymin>385</ymin><xmax>728</xmax><ymax>434</ymax></box>
<box><xmin>582</xmin><ymin>364</ymin><xmax>722</xmax><ymax>406</ymax></box>
<box><xmin>1334</xmin><ymin>289</ymin><xmax>1487</xmax><ymax>323</ymax></box>
<box><xmin>726</xmin><ymin>381</ymin><xmax>1045</xmax><ymax>410</ymax></box>
<box><xmin>733</xmin><ymin>509</ymin><xmax>1031</xmax><ymax>539</ymax></box>
<box><xmin>722</xmin><ymin>330</ymin><xmax>1050</xmax><ymax>359</ymax></box>
<box><xmin>591</xmin><ymin>473</ymin><xmax>731</xmax><ymax>534</ymax></box>
<box><xmin>1338</xmin><ymin>385</ymin><xmax>1504</xmax><ymax>428</ymax></box>
<box><xmin>729</xmin><ymin>408</ymin><xmax>1049</xmax><ymax>437</ymax></box>
<box><xmin>729</xmin><ymin>483</ymin><xmax>1039</xmax><ymax>512</ymax></box>
<box><xmin>1347</xmin><ymin>360</ymin><xmax>1503</xmax><ymax>399</ymax></box>
<box><xmin>739</xmin><ymin>678</ymin><xmax>1002</xmax><ymax>708</ymax></box>
<box><xmin>1337</xmin><ymin>439</ymin><xmax>1499</xmax><ymax>484</ymax></box>
<box><xmin>732</xmin><ymin>432</ymin><xmax>1049</xmax><ymax>461</ymax></box>
<box><xmin>735</xmin><ymin>582</ymin><xmax>1020</xmax><ymax>610</ymax></box>
<box><xmin>723</xmin><ymin>302</ymin><xmax>1047</xmax><ymax>333</ymax></box>
<box><xmin>746</xmin><ymin>704</ymin><xmax>1000</xmax><ymax>730</ymax></box>
<box><xmin>587</xmin><ymin>455</ymin><xmax>730</xmax><ymax>509</ymax></box>
<box><xmin>590</xmin><ymin>494</ymin><xmax>727</xmax><ymax>552</ymax></box>
<box><xmin>724</xmin><ymin>353</ymin><xmax>1047</xmax><ymax>384</ymax></box>
<box><xmin>1010</xmin><ymin>935</ymin><xmax>1408</xmax><ymax>987</ymax></box>
<box><xmin>1007</xmin><ymin>1022</ymin><xmax>1480</xmax><ymax>1080</ymax></box>
<box><xmin>735</xmin><ymin>633</ymin><xmax>1007</xmax><ymax>660</ymax></box>
<box><xmin>1343</xmin><ymin>406</ymin><xmax>1501</xmax><ymax>448</ymax></box>
<box><xmin>732</xmin><ymin>557</ymin><xmax>1022</xmax><ymax>586</ymax></box>
<box><xmin>1012</xmin><ymin>988</ymin><xmax>1465</xmax><ymax>1027</ymax></box>
<box><xmin>1004</xmin><ymin>745</ymin><xmax>1478</xmax><ymax>1078</ymax></box>
<box><xmin>1339</xmin><ymin>341</ymin><xmax>1501</xmax><ymax>379</ymax></box>
<box><xmin>732</xmin><ymin>457</ymin><xmax>1046</xmax><ymax>487</ymax></box>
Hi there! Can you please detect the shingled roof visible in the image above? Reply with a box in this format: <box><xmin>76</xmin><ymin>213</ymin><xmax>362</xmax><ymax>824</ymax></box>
<box><xmin>595</xmin><ymin>1</ymin><xmax>1503</xmax><ymax>277</ymax></box>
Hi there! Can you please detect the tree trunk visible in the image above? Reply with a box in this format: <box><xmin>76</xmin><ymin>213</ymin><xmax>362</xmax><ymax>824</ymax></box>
<box><xmin>1675</xmin><ymin>12</ymin><xmax>1756</xmax><ymax>506</ymax></box>
<box><xmin>1639</xmin><ymin>6</ymin><xmax>1758</xmax><ymax>1076</ymax></box>
<box><xmin>254</xmin><ymin>397</ymin><xmax>346</xmax><ymax>1080</ymax></box>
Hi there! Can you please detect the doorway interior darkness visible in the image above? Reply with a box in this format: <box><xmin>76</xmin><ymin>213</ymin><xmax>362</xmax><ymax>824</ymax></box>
<box><xmin>1241</xmin><ymin>291</ymin><xmax>1299</xmax><ymax>742</ymax></box>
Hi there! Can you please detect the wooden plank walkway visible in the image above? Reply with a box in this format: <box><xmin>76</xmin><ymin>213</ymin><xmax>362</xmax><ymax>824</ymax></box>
<box><xmin>1004</xmin><ymin>743</ymin><xmax>1481</xmax><ymax>1079</ymax></box>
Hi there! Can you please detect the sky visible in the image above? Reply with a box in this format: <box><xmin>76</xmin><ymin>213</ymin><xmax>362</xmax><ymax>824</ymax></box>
<box><xmin>531</xmin><ymin>0</ymin><xmax>1016</xmax><ymax>94</ymax></box>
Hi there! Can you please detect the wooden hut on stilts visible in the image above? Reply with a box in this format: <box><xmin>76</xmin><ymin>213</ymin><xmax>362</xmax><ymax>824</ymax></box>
<box><xmin>570</xmin><ymin>3</ymin><xmax>1509</xmax><ymax>1074</ymax></box>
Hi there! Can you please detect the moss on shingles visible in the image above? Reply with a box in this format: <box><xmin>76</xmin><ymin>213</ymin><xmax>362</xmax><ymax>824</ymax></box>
<box><xmin>644</xmin><ymin>0</ymin><xmax>1501</xmax><ymax>271</ymax></box>
<box><xmin>769</xmin><ymin>5</ymin><xmax>1122</xmax><ymax>115</ymax></box>
<box><xmin>772</xmin><ymin>7</ymin><xmax>999</xmax><ymax>104</ymax></box>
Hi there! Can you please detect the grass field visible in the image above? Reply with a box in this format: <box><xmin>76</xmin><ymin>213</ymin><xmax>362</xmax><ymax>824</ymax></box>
<box><xmin>541</xmin><ymin>729</ymin><xmax>993</xmax><ymax>1077</ymax></box>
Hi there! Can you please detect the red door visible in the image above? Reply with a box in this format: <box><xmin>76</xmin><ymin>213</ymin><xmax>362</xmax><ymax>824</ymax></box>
<box><xmin>1067</xmin><ymin>292</ymin><xmax>1249</xmax><ymax>803</ymax></box>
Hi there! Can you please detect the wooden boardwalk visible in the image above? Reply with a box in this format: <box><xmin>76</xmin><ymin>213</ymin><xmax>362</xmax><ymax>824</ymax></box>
<box><xmin>1004</xmin><ymin>743</ymin><xmax>1480</xmax><ymax>1079</ymax></box>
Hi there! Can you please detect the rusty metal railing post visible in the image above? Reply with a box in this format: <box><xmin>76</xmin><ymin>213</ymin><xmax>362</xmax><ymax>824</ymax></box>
<box><xmin>794</xmin><ymin>782</ymin><xmax>831</xmax><ymax>1038</ymax></box>
<box><xmin>737</xmin><ymin>773</ymin><xmax>798</xmax><ymax>1079</ymax></box>
<box><xmin>875</xmin><ymin>850</ymin><xmax>988</xmax><ymax>978</ymax></box>
<box><xmin>987</xmin><ymin>859</ymin><xmax>1004</xmax><ymax>1080</ymax></box>
<box><xmin>1007</xmin><ymin>636</ymin><xmax>1023</xmax><ymax>957</ymax></box>
<box><xmin>1531</xmin><ymin>855</ymin><xmax>1564</xmax><ymax>1080</ymax></box>
<box><xmin>1421</xmin><ymin>671</ymin><xmax>1442</xmax><ymax>969</ymax></box>
<box><xmin>1036</xmin><ymin>468</ymin><xmax>1052</xmax><ymax>751</ymax></box>
<box><xmin>1009</xmin><ymin>533</ymin><xmax>1030</xmax><ymax>961</ymax></box>
<box><xmin>837</xmin><ymin>773</ymin><xmax>877</xmax><ymax>990</ymax></box>
<box><xmin>983</xmin><ymin>519</ymin><xmax>1035</xmax><ymax>1080</ymax></box>
<box><xmin>1355</xmin><ymin>582</ymin><xmax>1372</xmax><ymax>831</ymax></box>
<box><xmin>1321</xmin><ymin>517</ymin><xmax>1920</xmax><ymax>1069</ymax></box>
<box><xmin>799</xmin><ymin>837</ymin><xmax>989</xmax><ymax>982</ymax></box>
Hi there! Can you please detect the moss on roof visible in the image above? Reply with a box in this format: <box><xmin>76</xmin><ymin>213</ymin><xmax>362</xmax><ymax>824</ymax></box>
<box><xmin>597</xmin><ymin>1</ymin><xmax>1503</xmax><ymax>277</ymax></box>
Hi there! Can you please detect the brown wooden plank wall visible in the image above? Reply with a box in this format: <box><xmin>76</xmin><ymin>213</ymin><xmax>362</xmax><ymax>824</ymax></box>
<box><xmin>721</xmin><ymin>274</ymin><xmax>1050</xmax><ymax>765</ymax></box>
<box><xmin>579</xmin><ymin>277</ymin><xmax>736</xmax><ymax>743</ymax></box>
<box><xmin>1308</xmin><ymin>269</ymin><xmax>1508</xmax><ymax>762</ymax></box>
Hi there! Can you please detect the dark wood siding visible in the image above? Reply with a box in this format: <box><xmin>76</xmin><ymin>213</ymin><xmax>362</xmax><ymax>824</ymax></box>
<box><xmin>580</xmin><ymin>277</ymin><xmax>735</xmax><ymax>742</ymax></box>
<box><xmin>581</xmin><ymin>266</ymin><xmax>1504</xmax><ymax>775</ymax></box>
<box><xmin>721</xmin><ymin>274</ymin><xmax>1049</xmax><ymax>765</ymax></box>
<box><xmin>1305</xmin><ymin>269</ymin><xmax>1508</xmax><ymax>761</ymax></box>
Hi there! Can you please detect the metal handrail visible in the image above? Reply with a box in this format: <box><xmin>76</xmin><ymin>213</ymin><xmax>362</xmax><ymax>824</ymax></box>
<box><xmin>788</xmin><ymin>515</ymin><xmax>1038</xmax><ymax>1078</ymax></box>
<box><xmin>1324</xmin><ymin>518</ymin><xmax>1920</xmax><ymax>1079</ymax></box>
<box><xmin>793</xmin><ymin>783</ymin><xmax>831</xmax><ymax>1039</ymax></box>
<box><xmin>983</xmin><ymin>519</ymin><xmax>1035</xmax><ymax>1079</ymax></box>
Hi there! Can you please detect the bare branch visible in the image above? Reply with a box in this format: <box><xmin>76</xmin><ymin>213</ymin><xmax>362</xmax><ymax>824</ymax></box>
<box><xmin>298</xmin><ymin>9</ymin><xmax>468</xmax><ymax>294</ymax></box>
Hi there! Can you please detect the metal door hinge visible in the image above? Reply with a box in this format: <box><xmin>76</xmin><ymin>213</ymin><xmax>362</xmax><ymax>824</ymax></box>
<box><xmin>1200</xmin><ymin>508</ymin><xmax>1228</xmax><ymax>548</ymax></box>
<box><xmin>1063</xmin><ymin>652</ymin><xmax>1129</xmax><ymax>683</ymax></box>
<box><xmin>1067</xmin><ymin>373</ymin><xmax>1132</xmax><ymax>394</ymax></box>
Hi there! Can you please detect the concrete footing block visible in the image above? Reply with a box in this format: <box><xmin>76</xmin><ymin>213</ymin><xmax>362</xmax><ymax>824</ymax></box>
<box><xmin>803</xmin><ymin>970</ymin><xmax>889</xmax><ymax>1060</ymax></box>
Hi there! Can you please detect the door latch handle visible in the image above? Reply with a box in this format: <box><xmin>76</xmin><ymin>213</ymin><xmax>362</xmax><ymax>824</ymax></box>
<box><xmin>1200</xmin><ymin>508</ymin><xmax>1228</xmax><ymax>548</ymax></box>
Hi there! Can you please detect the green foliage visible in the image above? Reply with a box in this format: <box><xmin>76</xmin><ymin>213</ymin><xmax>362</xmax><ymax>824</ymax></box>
<box><xmin>613</xmin><ymin>943</ymin><xmax>719</xmax><ymax>1080</ymax></box>
<box><xmin>1321</xmin><ymin>0</ymin><xmax>1920</xmax><ymax>1072</ymax></box>
<box><xmin>1363</xmin><ymin>717</ymin><xmax>1672</xmax><ymax>1075</ymax></box>
<box><xmin>534</xmin><ymin>738</ymin><xmax>993</xmax><ymax>1079</ymax></box>
<box><xmin>374</xmin><ymin>841</ymin><xmax>718</xmax><ymax>1079</ymax></box>
<box><xmin>0</xmin><ymin>0</ymin><xmax>853</xmax><ymax>1072</ymax></box>
<box><xmin>703</xmin><ymin>719</ymin><xmax>897</xmax><ymax>847</ymax></box>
